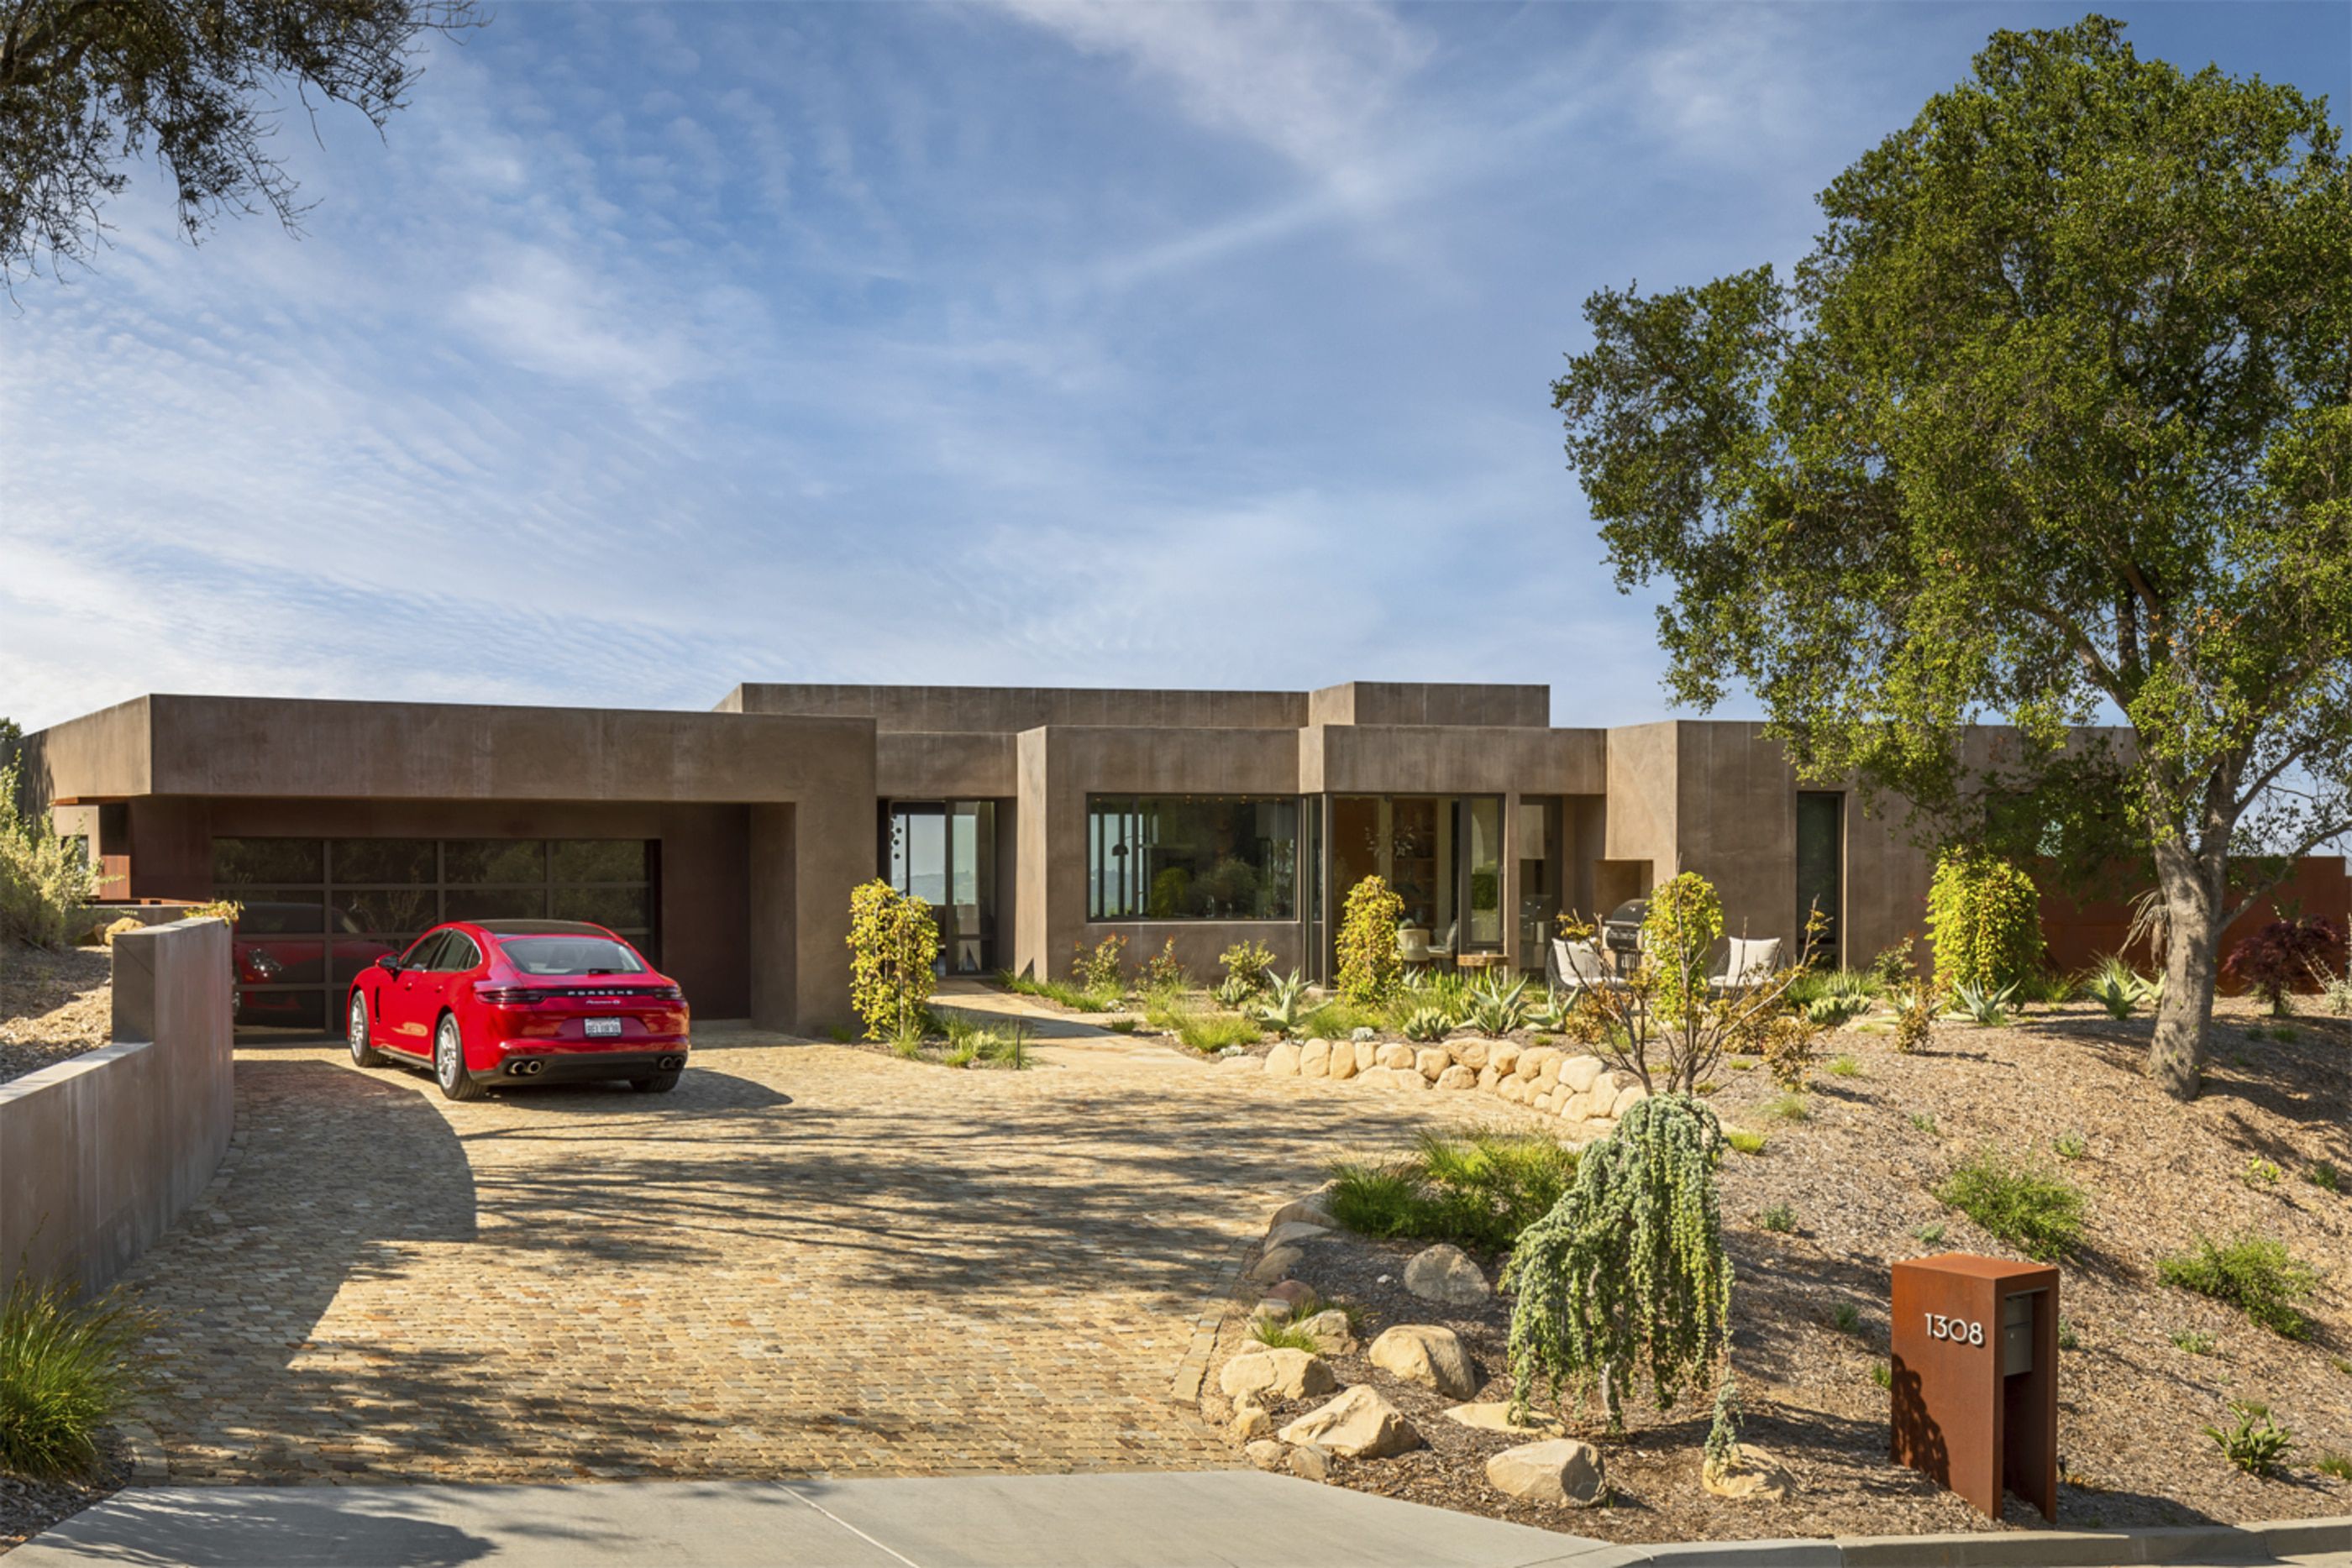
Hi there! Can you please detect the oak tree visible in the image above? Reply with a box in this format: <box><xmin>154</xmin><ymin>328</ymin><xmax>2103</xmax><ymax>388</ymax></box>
<box><xmin>1554</xmin><ymin>16</ymin><xmax>2352</xmax><ymax>1099</ymax></box>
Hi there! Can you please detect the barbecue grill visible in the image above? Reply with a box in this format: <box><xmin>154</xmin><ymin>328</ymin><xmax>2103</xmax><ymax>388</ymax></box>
<box><xmin>1601</xmin><ymin>898</ymin><xmax>1648</xmax><ymax>957</ymax></box>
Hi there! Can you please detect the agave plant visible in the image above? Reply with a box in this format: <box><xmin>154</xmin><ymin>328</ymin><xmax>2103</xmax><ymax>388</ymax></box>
<box><xmin>1806</xmin><ymin>994</ymin><xmax>1866</xmax><ymax>1027</ymax></box>
<box><xmin>1250</xmin><ymin>970</ymin><xmax>1311</xmax><ymax>1037</ymax></box>
<box><xmin>1211</xmin><ymin>973</ymin><xmax>1257</xmax><ymax>1009</ymax></box>
<box><xmin>2083</xmin><ymin>953</ymin><xmax>2155</xmax><ymax>1020</ymax></box>
<box><xmin>1525</xmin><ymin>986</ymin><xmax>1572</xmax><ymax>1032</ymax></box>
<box><xmin>1950</xmin><ymin>979</ymin><xmax>2018</xmax><ymax>1026</ymax></box>
<box><xmin>1466</xmin><ymin>973</ymin><xmax>1530</xmax><ymax>1036</ymax></box>
<box><xmin>1400</xmin><ymin>1004</ymin><xmax>1453</xmax><ymax>1043</ymax></box>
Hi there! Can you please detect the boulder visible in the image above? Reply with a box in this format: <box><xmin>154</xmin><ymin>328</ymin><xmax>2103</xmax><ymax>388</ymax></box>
<box><xmin>1263</xmin><ymin>1278</ymin><xmax>1317</xmax><ymax>1308</ymax></box>
<box><xmin>1353</xmin><ymin>1040</ymin><xmax>1379</xmax><ymax>1072</ymax></box>
<box><xmin>1375</xmin><ymin>1042</ymin><xmax>1416</xmax><ymax>1071</ymax></box>
<box><xmin>1278</xmin><ymin>1385</ymin><xmax>1422</xmax><ymax>1460</ymax></box>
<box><xmin>1403</xmin><ymin>1243</ymin><xmax>1491</xmax><ymax>1304</ymax></box>
<box><xmin>1246</xmin><ymin>1244</ymin><xmax>1305</xmax><ymax>1283</ymax></box>
<box><xmin>1362</xmin><ymin>1066</ymin><xmax>1428</xmax><ymax>1092</ymax></box>
<box><xmin>1560</xmin><ymin>1092</ymin><xmax>1595</xmax><ymax>1123</ymax></box>
<box><xmin>1611</xmin><ymin>1083</ymin><xmax>1650</xmax><ymax>1118</ymax></box>
<box><xmin>1443</xmin><ymin>1402</ymin><xmax>1565</xmax><ymax>1437</ymax></box>
<box><xmin>1560</xmin><ymin>1054</ymin><xmax>1605</xmax><ymax>1093</ymax></box>
<box><xmin>1264</xmin><ymin>1041</ymin><xmax>1302</xmax><ymax>1077</ymax></box>
<box><xmin>1519</xmin><ymin>1046</ymin><xmax>1562</xmax><ymax>1082</ymax></box>
<box><xmin>1498</xmin><ymin>1077</ymin><xmax>1530</xmax><ymax>1105</ymax></box>
<box><xmin>1299</xmin><ymin>1038</ymin><xmax>1332</xmax><ymax>1078</ymax></box>
<box><xmin>1245</xmin><ymin>1439</ymin><xmax>1286</xmax><ymax>1471</ymax></box>
<box><xmin>1296</xmin><ymin>1308</ymin><xmax>1356</xmax><ymax>1354</ymax></box>
<box><xmin>1587</xmin><ymin>1068</ymin><xmax>1620</xmax><ymax>1104</ymax></box>
<box><xmin>1488</xmin><ymin>1041</ymin><xmax>1523</xmax><ymax>1076</ymax></box>
<box><xmin>1486</xmin><ymin>1438</ymin><xmax>1607</xmax><ymax>1508</ymax></box>
<box><xmin>1218</xmin><ymin>1348</ymin><xmax>1336</xmax><ymax>1403</ymax></box>
<box><xmin>1231</xmin><ymin>1406</ymin><xmax>1274</xmax><ymax>1441</ymax></box>
<box><xmin>1368</xmin><ymin>1325</ymin><xmax>1479</xmax><ymax>1399</ymax></box>
<box><xmin>1288</xmin><ymin>1442</ymin><xmax>1332</xmax><ymax>1481</ymax></box>
<box><xmin>1268</xmin><ymin>1194</ymin><xmax>1336</xmax><ymax>1228</ymax></box>
<box><xmin>1452</xmin><ymin>1038</ymin><xmax>1491</xmax><ymax>1071</ymax></box>
<box><xmin>1328</xmin><ymin>1047</ymin><xmax>1359</xmax><ymax>1083</ymax></box>
<box><xmin>1703</xmin><ymin>1443</ymin><xmax>1798</xmax><ymax>1502</ymax></box>
<box><xmin>1266</xmin><ymin>1220</ymin><xmax>1331</xmax><ymax>1248</ymax></box>
<box><xmin>1477</xmin><ymin>1065</ymin><xmax>1502</xmax><ymax>1092</ymax></box>
<box><xmin>1436</xmin><ymin>1064</ymin><xmax>1478</xmax><ymax>1091</ymax></box>
<box><xmin>1414</xmin><ymin>1046</ymin><xmax>1452</xmax><ymax>1080</ymax></box>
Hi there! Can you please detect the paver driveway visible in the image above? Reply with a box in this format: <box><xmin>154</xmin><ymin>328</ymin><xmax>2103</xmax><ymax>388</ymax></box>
<box><xmin>117</xmin><ymin>1027</ymin><xmax>1503</xmax><ymax>1484</ymax></box>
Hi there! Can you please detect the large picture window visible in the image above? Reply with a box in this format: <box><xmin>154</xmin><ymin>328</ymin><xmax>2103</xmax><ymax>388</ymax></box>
<box><xmin>1087</xmin><ymin>795</ymin><xmax>1298</xmax><ymax>921</ymax></box>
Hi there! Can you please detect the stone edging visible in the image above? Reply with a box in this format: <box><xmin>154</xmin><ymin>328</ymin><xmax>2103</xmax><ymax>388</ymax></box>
<box><xmin>1169</xmin><ymin>1233</ymin><xmax>1256</xmax><ymax>1405</ymax></box>
<box><xmin>1614</xmin><ymin>1515</ymin><xmax>2352</xmax><ymax>1567</ymax></box>
<box><xmin>1257</xmin><ymin>1035</ymin><xmax>1646</xmax><ymax>1130</ymax></box>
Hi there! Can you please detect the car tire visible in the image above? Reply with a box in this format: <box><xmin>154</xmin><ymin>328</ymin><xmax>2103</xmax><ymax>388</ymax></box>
<box><xmin>629</xmin><ymin>1069</ymin><xmax>683</xmax><ymax>1093</ymax></box>
<box><xmin>348</xmin><ymin>994</ymin><xmax>384</xmax><ymax>1067</ymax></box>
<box><xmin>434</xmin><ymin>1014</ymin><xmax>486</xmax><ymax>1102</ymax></box>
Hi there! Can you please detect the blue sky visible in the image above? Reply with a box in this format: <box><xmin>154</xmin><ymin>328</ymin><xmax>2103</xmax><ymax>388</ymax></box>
<box><xmin>2</xmin><ymin>2</ymin><xmax>2346</xmax><ymax>733</ymax></box>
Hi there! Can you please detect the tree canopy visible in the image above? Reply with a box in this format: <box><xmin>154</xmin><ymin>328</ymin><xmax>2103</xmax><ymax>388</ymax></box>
<box><xmin>1</xmin><ymin>0</ymin><xmax>477</xmax><ymax>285</ymax></box>
<box><xmin>1555</xmin><ymin>16</ymin><xmax>2352</xmax><ymax>1098</ymax></box>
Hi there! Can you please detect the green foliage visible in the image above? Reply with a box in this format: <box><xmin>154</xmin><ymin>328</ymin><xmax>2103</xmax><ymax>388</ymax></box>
<box><xmin>0</xmin><ymin>757</ymin><xmax>103</xmax><ymax>948</ymax></box>
<box><xmin>1825</xmin><ymin>1054</ymin><xmax>1861</xmax><ymax>1078</ymax></box>
<box><xmin>1914</xmin><ymin>1221</ymin><xmax>1946</xmax><ymax>1245</ymax></box>
<box><xmin>1218</xmin><ymin>941</ymin><xmax>1276</xmax><ymax>994</ymax></box>
<box><xmin>1950</xmin><ymin>979</ymin><xmax>2017</xmax><ymax>1026</ymax></box>
<box><xmin>2306</xmin><ymin>1162</ymin><xmax>2340</xmax><ymax>1193</ymax></box>
<box><xmin>1400</xmin><ymin>1005</ymin><xmax>1452</xmax><ymax>1043</ymax></box>
<box><xmin>2056</xmin><ymin>1316</ymin><xmax>2080</xmax><ymax>1350</ymax></box>
<box><xmin>2243</xmin><ymin>1158</ymin><xmax>2281</xmax><ymax>1187</ymax></box>
<box><xmin>1831</xmin><ymin>1302</ymin><xmax>1861</xmax><ymax>1334</ymax></box>
<box><xmin>1137</xmin><ymin>938</ymin><xmax>1186</xmax><ymax>993</ymax></box>
<box><xmin>2204</xmin><ymin>1402</ymin><xmax>2295</xmax><ymax>1476</ymax></box>
<box><xmin>1248</xmin><ymin>970</ymin><xmax>1311</xmax><ymax>1039</ymax></box>
<box><xmin>1327</xmin><ymin>1130</ymin><xmax>1578</xmax><ymax>1255</ymax></box>
<box><xmin>1893</xmin><ymin>983</ymin><xmax>1935</xmax><ymax>1054</ymax></box>
<box><xmin>1210</xmin><ymin>974</ymin><xmax>1256</xmax><ymax>1009</ymax></box>
<box><xmin>2316</xmin><ymin>1450</ymin><xmax>2352</xmax><ymax>1481</ymax></box>
<box><xmin>1641</xmin><ymin>873</ymin><xmax>1724</xmax><ymax>1020</ymax></box>
<box><xmin>1867</xmin><ymin>938</ymin><xmax>1919</xmax><ymax>988</ymax></box>
<box><xmin>1142</xmin><ymin>992</ymin><xmax>1262</xmax><ymax>1054</ymax></box>
<box><xmin>1336</xmin><ymin>877</ymin><xmax>1404</xmax><ymax>1003</ymax></box>
<box><xmin>1723</xmin><ymin>1128</ymin><xmax>1767</xmax><ymax>1156</ymax></box>
<box><xmin>1298</xmin><ymin>999</ymin><xmax>1383</xmax><ymax>1040</ymax></box>
<box><xmin>1504</xmin><ymin>1095</ymin><xmax>1731</xmax><ymax>1429</ymax></box>
<box><xmin>2086</xmin><ymin>953</ymin><xmax>2159</xmax><ymax>1020</ymax></box>
<box><xmin>1465</xmin><ymin>973</ymin><xmax>1531</xmax><ymax>1036</ymax></box>
<box><xmin>1703</xmin><ymin>1375</ymin><xmax>1742</xmax><ymax>1468</ymax></box>
<box><xmin>1549</xmin><ymin>14</ymin><xmax>2352</xmax><ymax>1105</ymax></box>
<box><xmin>2172</xmin><ymin>1329</ymin><xmax>2218</xmax><ymax>1356</ymax></box>
<box><xmin>1910</xmin><ymin>1113</ymin><xmax>1940</xmax><ymax>1135</ymax></box>
<box><xmin>996</xmin><ymin>971</ymin><xmax>1121</xmax><ymax>1012</ymax></box>
<box><xmin>0</xmin><ymin>1276</ymin><xmax>156</xmax><ymax>1477</ymax></box>
<box><xmin>1759</xmin><ymin>1015</ymin><xmax>1822</xmax><ymax>1091</ymax></box>
<box><xmin>1761</xmin><ymin>1092</ymin><xmax>1809</xmax><ymax>1123</ymax></box>
<box><xmin>846</xmin><ymin>881</ymin><xmax>939</xmax><ymax>1044</ymax></box>
<box><xmin>1869</xmin><ymin>1361</ymin><xmax>1892</xmax><ymax>1391</ymax></box>
<box><xmin>1759</xmin><ymin>1202</ymin><xmax>1796</xmax><ymax>1234</ymax></box>
<box><xmin>2158</xmin><ymin>1233</ymin><xmax>2319</xmax><ymax>1338</ymax></box>
<box><xmin>1071</xmin><ymin>934</ymin><xmax>1127</xmax><ymax>994</ymax></box>
<box><xmin>1248</xmin><ymin>1319</ymin><xmax>1322</xmax><ymax>1352</ymax></box>
<box><xmin>1935</xmin><ymin>1150</ymin><xmax>2087</xmax><ymax>1261</ymax></box>
<box><xmin>2053</xmin><ymin>1132</ymin><xmax>2087</xmax><ymax>1161</ymax></box>
<box><xmin>1927</xmin><ymin>852</ymin><xmax>2045</xmax><ymax>996</ymax></box>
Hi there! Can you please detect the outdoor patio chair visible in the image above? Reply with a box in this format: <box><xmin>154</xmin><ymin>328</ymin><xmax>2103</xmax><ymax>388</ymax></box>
<box><xmin>1709</xmin><ymin>936</ymin><xmax>1782</xmax><ymax>991</ymax></box>
<box><xmin>1397</xmin><ymin>926</ymin><xmax>1433</xmax><ymax>964</ymax></box>
<box><xmin>1547</xmin><ymin>936</ymin><xmax>1618</xmax><ymax>994</ymax></box>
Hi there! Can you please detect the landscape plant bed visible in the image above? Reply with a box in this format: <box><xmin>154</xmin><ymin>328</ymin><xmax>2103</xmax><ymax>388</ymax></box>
<box><xmin>1208</xmin><ymin>995</ymin><xmax>2352</xmax><ymax>1541</ymax></box>
<box><xmin>0</xmin><ymin>1435</ymin><xmax>129</xmax><ymax>1555</ymax></box>
<box><xmin>0</xmin><ymin>946</ymin><xmax>112</xmax><ymax>1088</ymax></box>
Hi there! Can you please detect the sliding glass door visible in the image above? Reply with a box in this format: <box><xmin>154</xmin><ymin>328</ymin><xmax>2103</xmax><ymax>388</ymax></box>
<box><xmin>885</xmin><ymin>800</ymin><xmax>999</xmax><ymax>974</ymax></box>
<box><xmin>1327</xmin><ymin>794</ymin><xmax>1503</xmax><ymax>967</ymax></box>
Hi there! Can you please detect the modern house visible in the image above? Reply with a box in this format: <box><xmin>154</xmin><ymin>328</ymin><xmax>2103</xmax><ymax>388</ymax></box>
<box><xmin>18</xmin><ymin>682</ymin><xmax>2345</xmax><ymax>1035</ymax></box>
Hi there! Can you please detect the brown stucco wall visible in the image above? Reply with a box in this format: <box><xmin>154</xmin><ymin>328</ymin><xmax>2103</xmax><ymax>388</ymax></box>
<box><xmin>876</xmin><ymin>732</ymin><xmax>1018</xmax><ymax>800</ymax></box>
<box><xmin>726</xmin><ymin>684</ymin><xmax>1310</xmax><ymax>732</ymax></box>
<box><xmin>0</xmin><ymin>919</ymin><xmax>233</xmax><ymax>1294</ymax></box>
<box><xmin>1305</xmin><ymin>725</ymin><xmax>1606</xmax><ymax>796</ymax></box>
<box><xmin>1306</xmin><ymin>683</ymin><xmax>1551</xmax><ymax>730</ymax></box>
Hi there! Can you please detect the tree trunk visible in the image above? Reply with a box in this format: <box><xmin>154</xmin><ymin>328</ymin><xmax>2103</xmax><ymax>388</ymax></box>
<box><xmin>2147</xmin><ymin>846</ymin><xmax>2223</xmax><ymax>1101</ymax></box>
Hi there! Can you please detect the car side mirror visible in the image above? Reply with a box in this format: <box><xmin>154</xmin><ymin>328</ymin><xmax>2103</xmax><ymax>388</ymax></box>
<box><xmin>375</xmin><ymin>954</ymin><xmax>401</xmax><ymax>974</ymax></box>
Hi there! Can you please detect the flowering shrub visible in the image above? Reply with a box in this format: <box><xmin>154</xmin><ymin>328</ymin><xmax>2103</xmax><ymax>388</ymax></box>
<box><xmin>2223</xmin><ymin>917</ymin><xmax>2344</xmax><ymax>1017</ymax></box>
<box><xmin>1072</xmin><ymin>932</ymin><xmax>1127</xmax><ymax>994</ymax></box>
<box><xmin>1336</xmin><ymin>876</ymin><xmax>1404</xmax><ymax>1003</ymax></box>
<box><xmin>845</xmin><ymin>880</ymin><xmax>937</xmax><ymax>1042</ymax></box>
<box><xmin>1218</xmin><ymin>939</ymin><xmax>1276</xmax><ymax>994</ymax></box>
<box><xmin>1138</xmin><ymin>937</ymin><xmax>1186</xmax><ymax>992</ymax></box>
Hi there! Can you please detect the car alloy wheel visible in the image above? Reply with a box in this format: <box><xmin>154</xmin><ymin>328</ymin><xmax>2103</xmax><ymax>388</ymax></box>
<box><xmin>434</xmin><ymin>1015</ymin><xmax>484</xmax><ymax>1102</ymax></box>
<box><xmin>348</xmin><ymin>995</ymin><xmax>383</xmax><ymax>1067</ymax></box>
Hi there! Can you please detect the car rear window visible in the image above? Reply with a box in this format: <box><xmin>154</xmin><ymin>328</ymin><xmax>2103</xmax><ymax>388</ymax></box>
<box><xmin>496</xmin><ymin>936</ymin><xmax>648</xmax><ymax>977</ymax></box>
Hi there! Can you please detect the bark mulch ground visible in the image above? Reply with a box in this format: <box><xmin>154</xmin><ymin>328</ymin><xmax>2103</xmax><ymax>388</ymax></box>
<box><xmin>1202</xmin><ymin>995</ymin><xmax>2352</xmax><ymax>1542</ymax></box>
<box><xmin>0</xmin><ymin>945</ymin><xmax>112</xmax><ymax>1088</ymax></box>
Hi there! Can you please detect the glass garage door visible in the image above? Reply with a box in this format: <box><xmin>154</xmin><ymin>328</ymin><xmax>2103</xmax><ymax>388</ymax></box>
<box><xmin>213</xmin><ymin>836</ymin><xmax>658</xmax><ymax>1033</ymax></box>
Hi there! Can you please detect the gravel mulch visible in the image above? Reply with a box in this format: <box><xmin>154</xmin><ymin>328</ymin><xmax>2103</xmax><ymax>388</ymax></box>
<box><xmin>0</xmin><ymin>1434</ymin><xmax>129</xmax><ymax>1555</ymax></box>
<box><xmin>0</xmin><ymin>945</ymin><xmax>113</xmax><ymax>1087</ymax></box>
<box><xmin>1202</xmin><ymin>995</ymin><xmax>2352</xmax><ymax>1542</ymax></box>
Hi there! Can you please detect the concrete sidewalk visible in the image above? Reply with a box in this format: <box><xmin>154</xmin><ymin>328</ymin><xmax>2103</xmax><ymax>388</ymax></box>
<box><xmin>8</xmin><ymin>1471</ymin><xmax>1625</xmax><ymax>1568</ymax></box>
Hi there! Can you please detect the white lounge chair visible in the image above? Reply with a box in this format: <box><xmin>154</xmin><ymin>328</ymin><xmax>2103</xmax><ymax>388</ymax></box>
<box><xmin>1709</xmin><ymin>936</ymin><xmax>1782</xmax><ymax>990</ymax></box>
<box><xmin>1547</xmin><ymin>937</ymin><xmax>1618</xmax><ymax>995</ymax></box>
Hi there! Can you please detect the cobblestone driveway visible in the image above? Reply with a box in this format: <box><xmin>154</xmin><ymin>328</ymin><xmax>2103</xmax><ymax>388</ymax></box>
<box><xmin>118</xmin><ymin>1030</ymin><xmax>1486</xmax><ymax>1484</ymax></box>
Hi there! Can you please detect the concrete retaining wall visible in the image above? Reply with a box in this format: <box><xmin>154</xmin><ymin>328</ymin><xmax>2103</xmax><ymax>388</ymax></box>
<box><xmin>0</xmin><ymin>918</ymin><xmax>234</xmax><ymax>1294</ymax></box>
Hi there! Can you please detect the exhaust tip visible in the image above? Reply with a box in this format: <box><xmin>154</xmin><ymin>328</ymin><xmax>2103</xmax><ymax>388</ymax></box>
<box><xmin>508</xmin><ymin>1058</ymin><xmax>546</xmax><ymax>1077</ymax></box>
<box><xmin>658</xmin><ymin>1054</ymin><xmax>684</xmax><ymax>1072</ymax></box>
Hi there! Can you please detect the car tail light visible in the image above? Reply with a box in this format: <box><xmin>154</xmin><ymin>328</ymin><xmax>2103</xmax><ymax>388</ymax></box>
<box><xmin>476</xmin><ymin>986</ymin><xmax>546</xmax><ymax>1006</ymax></box>
<box><xmin>651</xmin><ymin>984</ymin><xmax>684</xmax><ymax>1001</ymax></box>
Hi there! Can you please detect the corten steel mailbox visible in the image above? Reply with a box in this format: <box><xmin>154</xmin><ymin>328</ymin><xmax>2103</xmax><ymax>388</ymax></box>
<box><xmin>1890</xmin><ymin>1253</ymin><xmax>2059</xmax><ymax>1520</ymax></box>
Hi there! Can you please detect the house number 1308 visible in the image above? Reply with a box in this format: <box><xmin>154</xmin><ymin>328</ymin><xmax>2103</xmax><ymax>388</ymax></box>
<box><xmin>1925</xmin><ymin>1314</ymin><xmax>1985</xmax><ymax>1345</ymax></box>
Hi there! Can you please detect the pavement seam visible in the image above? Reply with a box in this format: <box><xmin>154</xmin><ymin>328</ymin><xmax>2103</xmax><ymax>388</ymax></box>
<box><xmin>774</xmin><ymin>1481</ymin><xmax>927</xmax><ymax>1568</ymax></box>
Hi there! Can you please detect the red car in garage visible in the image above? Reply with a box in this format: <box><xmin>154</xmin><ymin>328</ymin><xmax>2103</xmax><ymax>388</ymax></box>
<box><xmin>345</xmin><ymin>920</ymin><xmax>690</xmax><ymax>1099</ymax></box>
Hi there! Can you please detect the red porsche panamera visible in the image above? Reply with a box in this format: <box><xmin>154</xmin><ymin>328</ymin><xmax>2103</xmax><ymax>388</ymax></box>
<box><xmin>345</xmin><ymin>920</ymin><xmax>690</xmax><ymax>1099</ymax></box>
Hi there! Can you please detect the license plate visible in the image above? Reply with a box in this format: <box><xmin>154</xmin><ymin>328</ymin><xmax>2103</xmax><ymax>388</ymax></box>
<box><xmin>584</xmin><ymin>1018</ymin><xmax>623</xmax><ymax>1038</ymax></box>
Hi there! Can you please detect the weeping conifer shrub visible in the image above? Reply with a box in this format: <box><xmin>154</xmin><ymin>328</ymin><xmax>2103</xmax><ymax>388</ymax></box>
<box><xmin>1503</xmin><ymin>1093</ymin><xmax>1731</xmax><ymax>1431</ymax></box>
